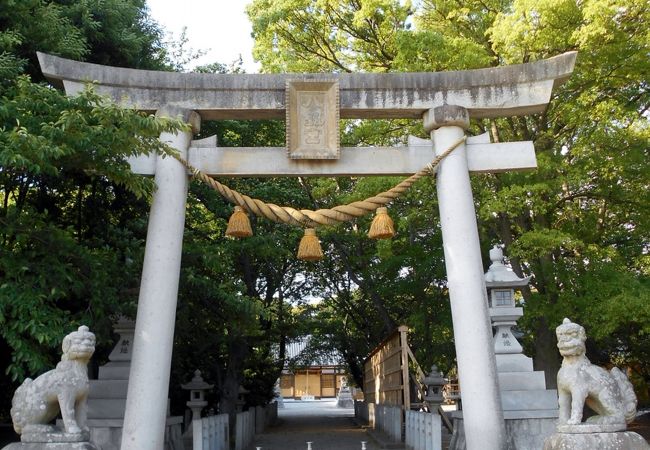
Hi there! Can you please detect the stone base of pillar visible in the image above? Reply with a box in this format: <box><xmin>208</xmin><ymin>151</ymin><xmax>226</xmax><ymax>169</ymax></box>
<box><xmin>83</xmin><ymin>418</ymin><xmax>183</xmax><ymax>450</ymax></box>
<box><xmin>336</xmin><ymin>396</ymin><xmax>354</xmax><ymax>408</ymax></box>
<box><xmin>543</xmin><ymin>431</ymin><xmax>650</xmax><ymax>450</ymax></box>
<box><xmin>449</xmin><ymin>415</ymin><xmax>559</xmax><ymax>450</ymax></box>
<box><xmin>2</xmin><ymin>443</ymin><xmax>98</xmax><ymax>450</ymax></box>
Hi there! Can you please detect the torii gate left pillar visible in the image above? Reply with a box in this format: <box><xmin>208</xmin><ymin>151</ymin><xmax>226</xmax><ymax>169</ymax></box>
<box><xmin>121</xmin><ymin>106</ymin><xmax>200</xmax><ymax>450</ymax></box>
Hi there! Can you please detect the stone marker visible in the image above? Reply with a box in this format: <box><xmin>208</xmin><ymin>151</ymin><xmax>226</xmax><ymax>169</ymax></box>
<box><xmin>83</xmin><ymin>317</ymin><xmax>183</xmax><ymax>450</ymax></box>
<box><xmin>543</xmin><ymin>318</ymin><xmax>649</xmax><ymax>450</ymax></box>
<box><xmin>3</xmin><ymin>326</ymin><xmax>98</xmax><ymax>450</ymax></box>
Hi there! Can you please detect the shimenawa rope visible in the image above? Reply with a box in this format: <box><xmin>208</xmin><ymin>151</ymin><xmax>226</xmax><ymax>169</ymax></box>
<box><xmin>172</xmin><ymin>136</ymin><xmax>466</xmax><ymax>229</ymax></box>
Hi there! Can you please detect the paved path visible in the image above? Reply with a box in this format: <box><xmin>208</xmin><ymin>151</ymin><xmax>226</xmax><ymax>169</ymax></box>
<box><xmin>248</xmin><ymin>400</ymin><xmax>379</xmax><ymax>450</ymax></box>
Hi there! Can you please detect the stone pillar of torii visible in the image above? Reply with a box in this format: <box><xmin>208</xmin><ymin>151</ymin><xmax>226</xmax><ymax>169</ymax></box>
<box><xmin>38</xmin><ymin>51</ymin><xmax>577</xmax><ymax>450</ymax></box>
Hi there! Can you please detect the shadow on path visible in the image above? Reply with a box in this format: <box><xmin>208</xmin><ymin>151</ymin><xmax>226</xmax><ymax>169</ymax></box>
<box><xmin>249</xmin><ymin>400</ymin><xmax>378</xmax><ymax>450</ymax></box>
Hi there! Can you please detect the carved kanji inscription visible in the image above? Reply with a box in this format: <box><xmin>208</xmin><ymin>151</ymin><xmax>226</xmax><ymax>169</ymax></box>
<box><xmin>286</xmin><ymin>80</ymin><xmax>339</xmax><ymax>159</ymax></box>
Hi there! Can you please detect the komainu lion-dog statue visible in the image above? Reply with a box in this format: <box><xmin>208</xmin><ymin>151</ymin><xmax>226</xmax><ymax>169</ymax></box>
<box><xmin>556</xmin><ymin>318</ymin><xmax>636</xmax><ymax>432</ymax></box>
<box><xmin>10</xmin><ymin>325</ymin><xmax>95</xmax><ymax>442</ymax></box>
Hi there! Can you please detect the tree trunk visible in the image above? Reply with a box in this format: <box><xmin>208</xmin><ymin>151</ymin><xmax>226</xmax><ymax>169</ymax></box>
<box><xmin>218</xmin><ymin>336</ymin><xmax>249</xmax><ymax>424</ymax></box>
<box><xmin>532</xmin><ymin>317</ymin><xmax>561</xmax><ymax>389</ymax></box>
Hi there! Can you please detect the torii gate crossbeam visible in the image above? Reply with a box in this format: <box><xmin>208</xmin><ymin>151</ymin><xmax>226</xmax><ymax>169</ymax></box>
<box><xmin>38</xmin><ymin>51</ymin><xmax>576</xmax><ymax>450</ymax></box>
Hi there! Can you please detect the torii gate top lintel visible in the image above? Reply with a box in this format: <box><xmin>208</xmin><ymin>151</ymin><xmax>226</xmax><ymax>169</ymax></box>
<box><xmin>37</xmin><ymin>51</ymin><xmax>576</xmax><ymax>120</ymax></box>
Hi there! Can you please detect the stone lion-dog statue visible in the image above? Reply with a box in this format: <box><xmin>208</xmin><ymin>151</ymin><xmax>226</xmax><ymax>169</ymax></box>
<box><xmin>10</xmin><ymin>325</ymin><xmax>95</xmax><ymax>442</ymax></box>
<box><xmin>556</xmin><ymin>318</ymin><xmax>637</xmax><ymax>432</ymax></box>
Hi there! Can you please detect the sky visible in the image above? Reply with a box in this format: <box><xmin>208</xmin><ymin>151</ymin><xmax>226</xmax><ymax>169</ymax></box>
<box><xmin>146</xmin><ymin>0</ymin><xmax>260</xmax><ymax>73</ymax></box>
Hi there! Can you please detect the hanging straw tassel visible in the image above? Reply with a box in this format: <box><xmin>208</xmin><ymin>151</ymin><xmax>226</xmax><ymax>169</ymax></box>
<box><xmin>367</xmin><ymin>207</ymin><xmax>395</xmax><ymax>239</ymax></box>
<box><xmin>225</xmin><ymin>206</ymin><xmax>253</xmax><ymax>238</ymax></box>
<box><xmin>297</xmin><ymin>228</ymin><xmax>323</xmax><ymax>261</ymax></box>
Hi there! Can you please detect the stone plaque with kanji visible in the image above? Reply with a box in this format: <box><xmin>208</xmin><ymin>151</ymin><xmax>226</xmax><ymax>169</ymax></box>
<box><xmin>286</xmin><ymin>80</ymin><xmax>340</xmax><ymax>159</ymax></box>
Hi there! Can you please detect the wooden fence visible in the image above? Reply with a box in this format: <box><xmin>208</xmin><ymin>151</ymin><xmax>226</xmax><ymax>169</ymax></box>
<box><xmin>405</xmin><ymin>410</ymin><xmax>441</xmax><ymax>450</ymax></box>
<box><xmin>192</xmin><ymin>414</ymin><xmax>229</xmax><ymax>450</ymax></box>
<box><xmin>363</xmin><ymin>325</ymin><xmax>411</xmax><ymax>409</ymax></box>
<box><xmin>375</xmin><ymin>404</ymin><xmax>403</xmax><ymax>442</ymax></box>
<box><xmin>359</xmin><ymin>325</ymin><xmax>447</xmax><ymax>450</ymax></box>
<box><xmin>193</xmin><ymin>403</ymin><xmax>278</xmax><ymax>450</ymax></box>
<box><xmin>234</xmin><ymin>409</ymin><xmax>255</xmax><ymax>450</ymax></box>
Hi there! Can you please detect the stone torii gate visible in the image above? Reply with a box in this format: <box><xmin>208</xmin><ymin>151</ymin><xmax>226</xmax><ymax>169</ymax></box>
<box><xmin>38</xmin><ymin>51</ymin><xmax>576</xmax><ymax>450</ymax></box>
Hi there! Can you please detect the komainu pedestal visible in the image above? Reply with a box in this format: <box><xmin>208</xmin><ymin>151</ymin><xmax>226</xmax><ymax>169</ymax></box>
<box><xmin>3</xmin><ymin>444</ymin><xmax>98</xmax><ymax>450</ymax></box>
<box><xmin>543</xmin><ymin>318</ymin><xmax>649</xmax><ymax>450</ymax></box>
<box><xmin>543</xmin><ymin>431</ymin><xmax>649</xmax><ymax>450</ymax></box>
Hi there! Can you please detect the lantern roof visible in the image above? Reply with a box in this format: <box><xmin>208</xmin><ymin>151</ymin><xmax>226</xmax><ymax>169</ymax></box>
<box><xmin>485</xmin><ymin>246</ymin><xmax>531</xmax><ymax>288</ymax></box>
<box><xmin>181</xmin><ymin>370</ymin><xmax>213</xmax><ymax>391</ymax></box>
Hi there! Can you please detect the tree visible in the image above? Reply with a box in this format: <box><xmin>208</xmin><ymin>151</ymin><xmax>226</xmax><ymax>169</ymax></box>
<box><xmin>247</xmin><ymin>0</ymin><xmax>650</xmax><ymax>393</ymax></box>
<box><xmin>0</xmin><ymin>0</ymin><xmax>186</xmax><ymax>419</ymax></box>
<box><xmin>247</xmin><ymin>0</ymin><xmax>413</xmax><ymax>72</ymax></box>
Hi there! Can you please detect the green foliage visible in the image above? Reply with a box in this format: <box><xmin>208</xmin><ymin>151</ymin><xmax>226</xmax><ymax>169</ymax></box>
<box><xmin>0</xmin><ymin>209</ymin><xmax>132</xmax><ymax>379</ymax></box>
<box><xmin>247</xmin><ymin>0</ymin><xmax>413</xmax><ymax>72</ymax></box>
<box><xmin>0</xmin><ymin>1</ymin><xmax>186</xmax><ymax>418</ymax></box>
<box><xmin>248</xmin><ymin>0</ymin><xmax>650</xmax><ymax>392</ymax></box>
<box><xmin>1</xmin><ymin>77</ymin><xmax>182</xmax><ymax>195</ymax></box>
<box><xmin>0</xmin><ymin>0</ymin><xmax>89</xmax><ymax>65</ymax></box>
<box><xmin>0</xmin><ymin>75</ymin><xmax>186</xmax><ymax>381</ymax></box>
<box><xmin>0</xmin><ymin>0</ymin><xmax>171</xmax><ymax>81</ymax></box>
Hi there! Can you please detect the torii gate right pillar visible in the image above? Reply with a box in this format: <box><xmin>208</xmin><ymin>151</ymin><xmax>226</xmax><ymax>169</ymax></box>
<box><xmin>424</xmin><ymin>106</ymin><xmax>507</xmax><ymax>449</ymax></box>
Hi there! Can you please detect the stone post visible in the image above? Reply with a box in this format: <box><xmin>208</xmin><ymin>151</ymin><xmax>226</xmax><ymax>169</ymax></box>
<box><xmin>121</xmin><ymin>106</ymin><xmax>200</xmax><ymax>450</ymax></box>
<box><xmin>423</xmin><ymin>105</ymin><xmax>507</xmax><ymax>450</ymax></box>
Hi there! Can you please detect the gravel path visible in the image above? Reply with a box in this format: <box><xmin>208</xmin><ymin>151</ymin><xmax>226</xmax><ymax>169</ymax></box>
<box><xmin>248</xmin><ymin>399</ymin><xmax>378</xmax><ymax>450</ymax></box>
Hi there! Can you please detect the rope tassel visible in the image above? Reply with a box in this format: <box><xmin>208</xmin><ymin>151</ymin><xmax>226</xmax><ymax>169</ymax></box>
<box><xmin>225</xmin><ymin>206</ymin><xmax>253</xmax><ymax>238</ymax></box>
<box><xmin>368</xmin><ymin>207</ymin><xmax>395</xmax><ymax>239</ymax></box>
<box><xmin>297</xmin><ymin>228</ymin><xmax>323</xmax><ymax>261</ymax></box>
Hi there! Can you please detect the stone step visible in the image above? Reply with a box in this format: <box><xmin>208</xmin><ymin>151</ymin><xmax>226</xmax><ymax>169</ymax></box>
<box><xmin>87</xmin><ymin>398</ymin><xmax>126</xmax><ymax>419</ymax></box>
<box><xmin>503</xmin><ymin>409</ymin><xmax>559</xmax><ymax>420</ymax></box>
<box><xmin>501</xmin><ymin>389</ymin><xmax>558</xmax><ymax>411</ymax></box>
<box><xmin>496</xmin><ymin>354</ymin><xmax>533</xmax><ymax>372</ymax></box>
<box><xmin>98</xmin><ymin>363</ymin><xmax>130</xmax><ymax>380</ymax></box>
<box><xmin>89</xmin><ymin>380</ymin><xmax>128</xmax><ymax>398</ymax></box>
<box><xmin>498</xmin><ymin>371</ymin><xmax>546</xmax><ymax>391</ymax></box>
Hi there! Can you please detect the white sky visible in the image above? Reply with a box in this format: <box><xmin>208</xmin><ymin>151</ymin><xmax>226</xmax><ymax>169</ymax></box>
<box><xmin>146</xmin><ymin>0</ymin><xmax>260</xmax><ymax>73</ymax></box>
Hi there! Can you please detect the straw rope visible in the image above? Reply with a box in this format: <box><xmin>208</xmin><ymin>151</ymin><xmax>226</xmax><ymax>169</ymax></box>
<box><xmin>173</xmin><ymin>136</ymin><xmax>466</xmax><ymax>229</ymax></box>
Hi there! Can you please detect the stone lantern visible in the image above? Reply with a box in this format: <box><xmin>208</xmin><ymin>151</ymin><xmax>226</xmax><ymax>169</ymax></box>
<box><xmin>481</xmin><ymin>245</ymin><xmax>560</xmax><ymax>448</ymax></box>
<box><xmin>237</xmin><ymin>385</ymin><xmax>250</xmax><ymax>412</ymax></box>
<box><xmin>484</xmin><ymin>245</ymin><xmax>531</xmax><ymax>356</ymax></box>
<box><xmin>181</xmin><ymin>370</ymin><xmax>213</xmax><ymax>423</ymax></box>
<box><xmin>423</xmin><ymin>364</ymin><xmax>446</xmax><ymax>407</ymax></box>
